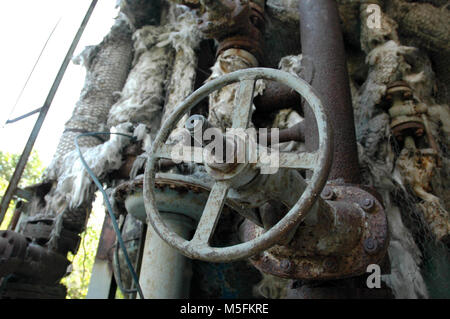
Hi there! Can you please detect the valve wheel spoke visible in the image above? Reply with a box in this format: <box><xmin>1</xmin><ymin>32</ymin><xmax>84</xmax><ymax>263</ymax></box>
<box><xmin>278</xmin><ymin>151</ymin><xmax>319</xmax><ymax>170</ymax></box>
<box><xmin>256</xmin><ymin>151</ymin><xmax>319</xmax><ymax>170</ymax></box>
<box><xmin>190</xmin><ymin>181</ymin><xmax>230</xmax><ymax>247</ymax></box>
<box><xmin>231</xmin><ymin>79</ymin><xmax>256</xmax><ymax>129</ymax></box>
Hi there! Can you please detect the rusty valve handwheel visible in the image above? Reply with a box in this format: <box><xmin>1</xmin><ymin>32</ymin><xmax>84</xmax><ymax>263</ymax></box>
<box><xmin>144</xmin><ymin>68</ymin><xmax>333</xmax><ymax>262</ymax></box>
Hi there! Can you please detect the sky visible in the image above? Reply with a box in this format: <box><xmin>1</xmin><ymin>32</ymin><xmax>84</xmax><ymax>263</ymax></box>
<box><xmin>0</xmin><ymin>0</ymin><xmax>119</xmax><ymax>166</ymax></box>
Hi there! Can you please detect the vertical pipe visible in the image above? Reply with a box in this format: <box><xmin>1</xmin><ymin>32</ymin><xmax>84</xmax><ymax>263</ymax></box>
<box><xmin>139</xmin><ymin>213</ymin><xmax>194</xmax><ymax>299</ymax></box>
<box><xmin>299</xmin><ymin>0</ymin><xmax>360</xmax><ymax>184</ymax></box>
<box><xmin>7</xmin><ymin>201</ymin><xmax>24</xmax><ymax>231</ymax></box>
<box><xmin>86</xmin><ymin>214</ymin><xmax>116</xmax><ymax>299</ymax></box>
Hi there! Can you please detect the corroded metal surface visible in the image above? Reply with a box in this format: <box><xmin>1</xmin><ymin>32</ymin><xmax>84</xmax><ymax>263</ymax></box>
<box><xmin>259</xmin><ymin>122</ymin><xmax>306</xmax><ymax>145</ymax></box>
<box><xmin>0</xmin><ymin>231</ymin><xmax>69</xmax><ymax>284</ymax></box>
<box><xmin>143</xmin><ymin>67</ymin><xmax>333</xmax><ymax>262</ymax></box>
<box><xmin>299</xmin><ymin>0</ymin><xmax>361</xmax><ymax>184</ymax></box>
<box><xmin>95</xmin><ymin>215</ymin><xmax>116</xmax><ymax>261</ymax></box>
<box><xmin>254</xmin><ymin>81</ymin><xmax>303</xmax><ymax>115</ymax></box>
<box><xmin>22</xmin><ymin>218</ymin><xmax>79</xmax><ymax>254</ymax></box>
<box><xmin>242</xmin><ymin>185</ymin><xmax>389</xmax><ymax>280</ymax></box>
<box><xmin>196</xmin><ymin>0</ymin><xmax>266</xmax><ymax>62</ymax></box>
<box><xmin>115</xmin><ymin>173</ymin><xmax>262</xmax><ymax>225</ymax></box>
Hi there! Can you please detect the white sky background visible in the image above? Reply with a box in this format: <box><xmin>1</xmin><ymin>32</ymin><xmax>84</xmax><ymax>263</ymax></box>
<box><xmin>0</xmin><ymin>0</ymin><xmax>119</xmax><ymax>167</ymax></box>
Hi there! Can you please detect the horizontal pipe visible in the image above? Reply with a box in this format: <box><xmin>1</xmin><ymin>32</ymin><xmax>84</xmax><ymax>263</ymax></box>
<box><xmin>254</xmin><ymin>81</ymin><xmax>303</xmax><ymax>115</ymax></box>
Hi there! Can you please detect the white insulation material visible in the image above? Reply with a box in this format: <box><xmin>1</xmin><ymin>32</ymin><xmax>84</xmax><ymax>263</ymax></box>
<box><xmin>356</xmin><ymin>5</ymin><xmax>450</xmax><ymax>298</ymax></box>
<box><xmin>107</xmin><ymin>26</ymin><xmax>173</xmax><ymax>132</ymax></box>
<box><xmin>109</xmin><ymin>9</ymin><xmax>202</xmax><ymax>131</ymax></box>
<box><xmin>110</xmin><ymin>7</ymin><xmax>203</xmax><ymax>176</ymax></box>
<box><xmin>380</xmin><ymin>196</ymin><xmax>429</xmax><ymax>298</ymax></box>
<box><xmin>356</xmin><ymin>9</ymin><xmax>429</xmax><ymax>299</ymax></box>
<box><xmin>46</xmin><ymin>6</ymin><xmax>205</xmax><ymax>210</ymax></box>
<box><xmin>272</xmin><ymin>54</ymin><xmax>304</xmax><ymax>153</ymax></box>
<box><xmin>53</xmin><ymin>124</ymin><xmax>134</xmax><ymax>208</ymax></box>
<box><xmin>207</xmin><ymin>49</ymin><xmax>265</xmax><ymax>129</ymax></box>
<box><xmin>162</xmin><ymin>8</ymin><xmax>203</xmax><ymax>125</ymax></box>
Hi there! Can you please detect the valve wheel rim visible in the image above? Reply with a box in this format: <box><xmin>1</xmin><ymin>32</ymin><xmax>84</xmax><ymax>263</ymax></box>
<box><xmin>143</xmin><ymin>67</ymin><xmax>333</xmax><ymax>262</ymax></box>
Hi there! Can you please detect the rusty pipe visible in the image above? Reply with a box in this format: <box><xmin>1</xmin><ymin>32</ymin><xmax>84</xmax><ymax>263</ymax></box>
<box><xmin>7</xmin><ymin>201</ymin><xmax>25</xmax><ymax>231</ymax></box>
<box><xmin>254</xmin><ymin>81</ymin><xmax>303</xmax><ymax>115</ymax></box>
<box><xmin>299</xmin><ymin>0</ymin><xmax>360</xmax><ymax>184</ymax></box>
<box><xmin>259</xmin><ymin>121</ymin><xmax>306</xmax><ymax>145</ymax></box>
<box><xmin>278</xmin><ymin>121</ymin><xmax>305</xmax><ymax>143</ymax></box>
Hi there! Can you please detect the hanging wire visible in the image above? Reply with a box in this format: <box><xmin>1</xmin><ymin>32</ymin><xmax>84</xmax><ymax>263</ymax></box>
<box><xmin>112</xmin><ymin>217</ymin><xmax>139</xmax><ymax>297</ymax></box>
<box><xmin>75</xmin><ymin>132</ymin><xmax>145</xmax><ymax>299</ymax></box>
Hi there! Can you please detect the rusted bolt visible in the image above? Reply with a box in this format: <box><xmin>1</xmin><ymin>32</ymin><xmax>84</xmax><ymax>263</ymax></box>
<box><xmin>415</xmin><ymin>128</ymin><xmax>424</xmax><ymax>137</ymax></box>
<box><xmin>322</xmin><ymin>187</ymin><xmax>336</xmax><ymax>201</ymax></box>
<box><xmin>364</xmin><ymin>237</ymin><xmax>378</xmax><ymax>254</ymax></box>
<box><xmin>280</xmin><ymin>259</ymin><xmax>294</xmax><ymax>273</ymax></box>
<box><xmin>361</xmin><ymin>198</ymin><xmax>375</xmax><ymax>212</ymax></box>
<box><xmin>403</xmin><ymin>91</ymin><xmax>413</xmax><ymax>100</ymax></box>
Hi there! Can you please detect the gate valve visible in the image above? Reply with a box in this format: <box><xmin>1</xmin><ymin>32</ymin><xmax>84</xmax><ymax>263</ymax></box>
<box><xmin>143</xmin><ymin>68</ymin><xmax>333</xmax><ymax>262</ymax></box>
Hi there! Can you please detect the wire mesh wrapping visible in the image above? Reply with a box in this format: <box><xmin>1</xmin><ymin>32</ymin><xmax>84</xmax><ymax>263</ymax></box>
<box><xmin>47</xmin><ymin>18</ymin><xmax>134</xmax><ymax>177</ymax></box>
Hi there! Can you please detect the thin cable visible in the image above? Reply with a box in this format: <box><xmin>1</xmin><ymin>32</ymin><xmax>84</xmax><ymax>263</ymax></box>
<box><xmin>113</xmin><ymin>217</ymin><xmax>138</xmax><ymax>296</ymax></box>
<box><xmin>4</xmin><ymin>18</ymin><xmax>61</xmax><ymax>126</ymax></box>
<box><xmin>75</xmin><ymin>132</ymin><xmax>145</xmax><ymax>299</ymax></box>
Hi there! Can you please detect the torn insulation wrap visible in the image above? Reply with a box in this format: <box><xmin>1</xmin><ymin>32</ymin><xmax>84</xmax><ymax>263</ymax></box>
<box><xmin>46</xmin><ymin>18</ymin><xmax>133</xmax><ymax>180</ymax></box>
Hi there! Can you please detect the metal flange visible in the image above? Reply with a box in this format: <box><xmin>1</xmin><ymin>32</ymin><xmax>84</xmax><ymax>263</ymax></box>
<box><xmin>241</xmin><ymin>185</ymin><xmax>389</xmax><ymax>280</ymax></box>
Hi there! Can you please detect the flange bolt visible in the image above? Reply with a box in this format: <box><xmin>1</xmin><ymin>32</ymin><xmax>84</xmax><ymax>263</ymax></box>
<box><xmin>361</xmin><ymin>198</ymin><xmax>375</xmax><ymax>212</ymax></box>
<box><xmin>364</xmin><ymin>237</ymin><xmax>378</xmax><ymax>254</ymax></box>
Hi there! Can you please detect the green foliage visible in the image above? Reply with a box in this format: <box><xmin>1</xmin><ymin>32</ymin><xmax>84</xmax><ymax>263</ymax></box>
<box><xmin>0</xmin><ymin>150</ymin><xmax>44</xmax><ymax>229</ymax></box>
<box><xmin>0</xmin><ymin>151</ymin><xmax>105</xmax><ymax>299</ymax></box>
<box><xmin>62</xmin><ymin>217</ymin><xmax>102</xmax><ymax>299</ymax></box>
<box><xmin>61</xmin><ymin>205</ymin><xmax>103</xmax><ymax>299</ymax></box>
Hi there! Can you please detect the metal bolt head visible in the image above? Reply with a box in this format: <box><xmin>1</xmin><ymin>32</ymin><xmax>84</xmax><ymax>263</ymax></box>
<box><xmin>364</xmin><ymin>237</ymin><xmax>378</xmax><ymax>254</ymax></box>
<box><xmin>322</xmin><ymin>187</ymin><xmax>336</xmax><ymax>201</ymax></box>
<box><xmin>185</xmin><ymin>114</ymin><xmax>208</xmax><ymax>133</ymax></box>
<box><xmin>361</xmin><ymin>198</ymin><xmax>375</xmax><ymax>212</ymax></box>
